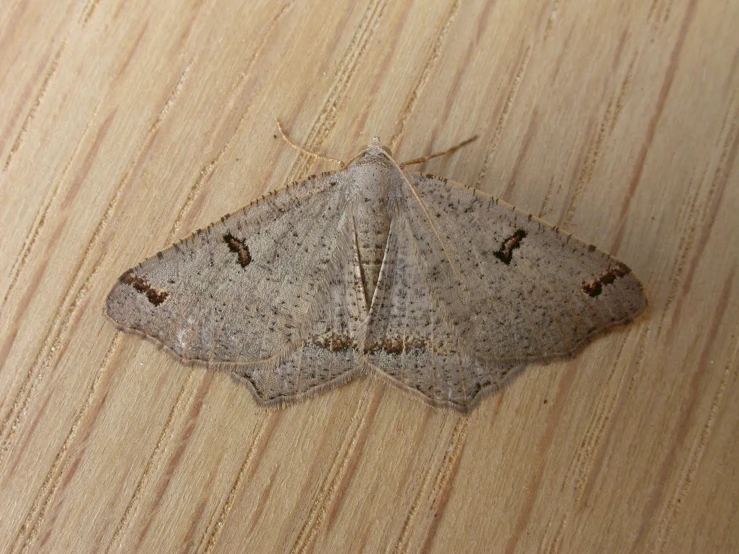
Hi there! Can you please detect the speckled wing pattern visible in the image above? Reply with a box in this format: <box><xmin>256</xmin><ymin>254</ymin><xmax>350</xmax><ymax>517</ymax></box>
<box><xmin>359</xmin><ymin>174</ymin><xmax>645</xmax><ymax>410</ymax></box>
<box><xmin>106</xmin><ymin>173</ymin><xmax>372</xmax><ymax>405</ymax></box>
<box><xmin>106</xmin><ymin>141</ymin><xmax>646</xmax><ymax>412</ymax></box>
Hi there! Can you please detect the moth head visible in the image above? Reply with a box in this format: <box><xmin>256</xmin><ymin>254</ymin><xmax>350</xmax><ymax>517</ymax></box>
<box><xmin>362</xmin><ymin>136</ymin><xmax>393</xmax><ymax>158</ymax></box>
<box><xmin>368</xmin><ymin>137</ymin><xmax>393</xmax><ymax>156</ymax></box>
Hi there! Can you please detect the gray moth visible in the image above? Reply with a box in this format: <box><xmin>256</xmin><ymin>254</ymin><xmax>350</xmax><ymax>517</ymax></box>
<box><xmin>106</xmin><ymin>137</ymin><xmax>647</xmax><ymax>412</ymax></box>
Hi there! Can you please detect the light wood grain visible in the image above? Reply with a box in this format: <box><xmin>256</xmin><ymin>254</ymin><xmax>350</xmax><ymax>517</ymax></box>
<box><xmin>1</xmin><ymin>0</ymin><xmax>737</xmax><ymax>552</ymax></box>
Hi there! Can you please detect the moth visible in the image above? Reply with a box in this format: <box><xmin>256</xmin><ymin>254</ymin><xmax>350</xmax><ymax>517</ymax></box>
<box><xmin>106</xmin><ymin>132</ymin><xmax>646</xmax><ymax>412</ymax></box>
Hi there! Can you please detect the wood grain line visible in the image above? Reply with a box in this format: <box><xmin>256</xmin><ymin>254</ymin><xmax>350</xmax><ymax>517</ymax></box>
<box><xmin>289</xmin><ymin>386</ymin><xmax>381</xmax><ymax>554</ymax></box>
<box><xmin>649</xmin><ymin>0</ymin><xmax>679</xmax><ymax>30</ymax></box>
<box><xmin>625</xmin><ymin>323</ymin><xmax>651</xmax><ymax>398</ymax></box>
<box><xmin>0</xmin><ymin>52</ymin><xmax>197</xmax><ymax>487</ymax></box>
<box><xmin>133</xmin><ymin>373</ymin><xmax>215</xmax><ymax>550</ymax></box>
<box><xmin>147</xmin><ymin>59</ymin><xmax>198</xmax><ymax>239</ymax></box>
<box><xmin>110</xmin><ymin>20</ymin><xmax>149</xmax><ymax>86</ymax></box>
<box><xmin>612</xmin><ymin>0</ymin><xmax>698</xmax><ymax>252</ymax></box>
<box><xmin>388</xmin><ymin>0</ymin><xmax>462</xmax><ymax>151</ymax></box>
<box><xmin>0</xmin><ymin>250</ymin><xmax>108</xmax><ymax>466</ymax></box>
<box><xmin>0</xmin><ymin>53</ymin><xmax>193</xmax><ymax>449</ymax></box>
<box><xmin>560</xmin><ymin>92</ymin><xmax>617</xmax><ymax>228</ymax></box>
<box><xmin>561</xmin><ymin>55</ymin><xmax>636</xmax><ymax>228</ymax></box>
<box><xmin>542</xmin><ymin>514</ymin><xmax>568</xmax><ymax>554</ymax></box>
<box><xmin>651</xmin><ymin>322</ymin><xmax>739</xmax><ymax>554</ymax></box>
<box><xmin>323</xmin><ymin>391</ymin><xmax>386</xmax><ymax>534</ymax></box>
<box><xmin>244</xmin><ymin>465</ymin><xmax>280</xmax><ymax>539</ymax></box>
<box><xmin>167</xmin><ymin>2</ymin><xmax>293</xmax><ymax>241</ymax></box>
<box><xmin>543</xmin><ymin>0</ymin><xmax>561</xmax><ymax>38</ymax></box>
<box><xmin>651</xmin><ymin>94</ymin><xmax>737</xmax><ymax>343</ymax></box>
<box><xmin>285</xmin><ymin>0</ymin><xmax>387</xmax><ymax>184</ymax></box>
<box><xmin>200</xmin><ymin>413</ymin><xmax>272</xmax><ymax>553</ymax></box>
<box><xmin>501</xmin><ymin>107</ymin><xmax>538</xmax><ymax>200</ymax></box>
<box><xmin>0</xmin><ymin>99</ymin><xmax>102</xmax><ymax>316</ymax></box>
<box><xmin>0</xmin><ymin>33</ymin><xmax>47</xmax><ymax>159</ymax></box>
<box><xmin>537</xmin><ymin>175</ymin><xmax>557</xmax><ymax>219</ymax></box>
<box><xmin>414</xmin><ymin>0</ymin><xmax>498</xmax><ymax>159</ymax></box>
<box><xmin>563</xmin><ymin>333</ymin><xmax>633</xmax><ymax>496</ymax></box>
<box><xmin>156</xmin><ymin>62</ymin><xmax>192</xmax><ymax>136</ymax></box>
<box><xmin>0</xmin><ymin>105</ymin><xmax>120</xmax><ymax>458</ymax></box>
<box><xmin>656</xmin><ymin>164</ymin><xmax>707</xmax><ymax>335</ymax></box>
<box><xmin>10</xmin><ymin>334</ymin><xmax>122</xmax><ymax>553</ymax></box>
<box><xmin>392</xmin><ymin>421</ymin><xmax>451</xmax><ymax>554</ymax></box>
<box><xmin>574</xmin><ymin>327</ymin><xmax>650</xmax><ymax>505</ymax></box>
<box><xmin>0</xmin><ymin>50</ymin><xmax>205</xmax><ymax>508</ymax></box>
<box><xmin>0</xmin><ymin>0</ymin><xmax>27</xmax><ymax>45</ymax></box>
<box><xmin>653</xmin><ymin>98</ymin><xmax>739</xmax><ymax>336</ymax></box>
<box><xmin>181</xmin><ymin>449</ymin><xmax>223</xmax><ymax>551</ymax></box>
<box><xmin>504</xmin><ymin>360</ymin><xmax>579</xmax><ymax>554</ymax></box>
<box><xmin>474</xmin><ymin>44</ymin><xmax>532</xmax><ymax>190</ymax></box>
<box><xmin>647</xmin><ymin>0</ymin><xmax>663</xmax><ymax>23</ymax></box>
<box><xmin>664</xmin><ymin>107</ymin><xmax>739</xmax><ymax>341</ymax></box>
<box><xmin>630</xmin><ymin>265</ymin><xmax>736</xmax><ymax>554</ymax></box>
<box><xmin>3</xmin><ymin>41</ymin><xmax>64</xmax><ymax>171</ymax></box>
<box><xmin>611</xmin><ymin>58</ymin><xmax>636</xmax><ymax>133</ymax></box>
<box><xmin>104</xmin><ymin>376</ymin><xmax>196</xmax><ymax>553</ymax></box>
<box><xmin>416</xmin><ymin>416</ymin><xmax>469</xmax><ymax>553</ymax></box>
<box><xmin>80</xmin><ymin>0</ymin><xmax>102</xmax><ymax>25</ymax></box>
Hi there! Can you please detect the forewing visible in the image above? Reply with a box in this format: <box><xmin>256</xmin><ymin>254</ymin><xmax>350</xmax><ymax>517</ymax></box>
<box><xmin>106</xmin><ymin>173</ymin><xmax>365</xmax><ymax>367</ymax></box>
<box><xmin>401</xmin><ymin>173</ymin><xmax>647</xmax><ymax>363</ymax></box>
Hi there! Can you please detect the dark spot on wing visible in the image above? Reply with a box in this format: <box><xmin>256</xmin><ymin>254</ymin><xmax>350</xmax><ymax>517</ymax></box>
<box><xmin>364</xmin><ymin>336</ymin><xmax>429</xmax><ymax>355</ymax></box>
<box><xmin>313</xmin><ymin>333</ymin><xmax>357</xmax><ymax>352</ymax></box>
<box><xmin>581</xmin><ymin>262</ymin><xmax>631</xmax><ymax>297</ymax></box>
<box><xmin>493</xmin><ymin>229</ymin><xmax>527</xmax><ymax>264</ymax></box>
<box><xmin>223</xmin><ymin>233</ymin><xmax>252</xmax><ymax>268</ymax></box>
<box><xmin>120</xmin><ymin>271</ymin><xmax>169</xmax><ymax>306</ymax></box>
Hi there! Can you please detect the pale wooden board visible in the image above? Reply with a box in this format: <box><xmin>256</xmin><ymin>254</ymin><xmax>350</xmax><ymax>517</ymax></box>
<box><xmin>1</xmin><ymin>0</ymin><xmax>738</xmax><ymax>552</ymax></box>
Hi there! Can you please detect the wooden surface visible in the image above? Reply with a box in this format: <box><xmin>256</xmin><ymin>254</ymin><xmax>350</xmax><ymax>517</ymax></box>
<box><xmin>1</xmin><ymin>0</ymin><xmax>738</xmax><ymax>552</ymax></box>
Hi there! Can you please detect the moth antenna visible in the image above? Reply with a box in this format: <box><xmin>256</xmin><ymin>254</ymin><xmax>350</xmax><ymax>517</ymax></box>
<box><xmin>275</xmin><ymin>119</ymin><xmax>345</xmax><ymax>167</ymax></box>
<box><xmin>400</xmin><ymin>135</ymin><xmax>479</xmax><ymax>168</ymax></box>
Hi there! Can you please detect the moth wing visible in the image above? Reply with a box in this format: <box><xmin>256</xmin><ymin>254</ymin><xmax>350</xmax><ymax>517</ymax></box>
<box><xmin>106</xmin><ymin>172</ymin><xmax>366</xmax><ymax>376</ymax></box>
<box><xmin>399</xmin><ymin>173</ymin><xmax>646</xmax><ymax>364</ymax></box>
